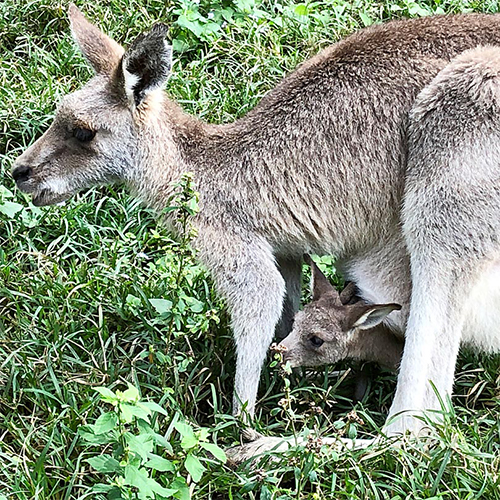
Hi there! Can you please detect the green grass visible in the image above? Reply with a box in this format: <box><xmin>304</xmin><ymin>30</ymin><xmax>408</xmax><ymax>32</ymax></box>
<box><xmin>1</xmin><ymin>0</ymin><xmax>500</xmax><ymax>498</ymax></box>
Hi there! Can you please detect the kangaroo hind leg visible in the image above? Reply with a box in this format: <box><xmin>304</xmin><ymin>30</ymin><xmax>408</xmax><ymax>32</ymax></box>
<box><xmin>386</xmin><ymin>46</ymin><xmax>500</xmax><ymax>435</ymax></box>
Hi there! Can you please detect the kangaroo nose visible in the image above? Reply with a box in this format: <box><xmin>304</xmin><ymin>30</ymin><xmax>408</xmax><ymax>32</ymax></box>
<box><xmin>12</xmin><ymin>165</ymin><xmax>33</xmax><ymax>183</ymax></box>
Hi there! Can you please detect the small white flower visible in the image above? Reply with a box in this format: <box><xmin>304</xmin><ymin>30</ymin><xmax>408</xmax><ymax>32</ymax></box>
<box><xmin>207</xmin><ymin>11</ymin><xmax>215</xmax><ymax>19</ymax></box>
<box><xmin>137</xmin><ymin>252</ymin><xmax>150</xmax><ymax>260</ymax></box>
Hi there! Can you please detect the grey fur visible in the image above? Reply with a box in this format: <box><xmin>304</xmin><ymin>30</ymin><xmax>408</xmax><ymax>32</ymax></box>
<box><xmin>279</xmin><ymin>259</ymin><xmax>403</xmax><ymax>370</ymax></box>
<box><xmin>11</xmin><ymin>6</ymin><xmax>500</xmax><ymax>436</ymax></box>
<box><xmin>387</xmin><ymin>46</ymin><xmax>500</xmax><ymax>434</ymax></box>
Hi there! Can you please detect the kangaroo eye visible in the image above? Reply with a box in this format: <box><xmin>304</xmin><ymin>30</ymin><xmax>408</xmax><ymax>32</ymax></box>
<box><xmin>310</xmin><ymin>336</ymin><xmax>324</xmax><ymax>348</ymax></box>
<box><xmin>73</xmin><ymin>127</ymin><xmax>96</xmax><ymax>142</ymax></box>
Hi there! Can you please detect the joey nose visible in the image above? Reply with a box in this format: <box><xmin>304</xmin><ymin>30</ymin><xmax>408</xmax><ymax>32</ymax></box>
<box><xmin>12</xmin><ymin>165</ymin><xmax>33</xmax><ymax>184</ymax></box>
<box><xmin>281</xmin><ymin>347</ymin><xmax>291</xmax><ymax>363</ymax></box>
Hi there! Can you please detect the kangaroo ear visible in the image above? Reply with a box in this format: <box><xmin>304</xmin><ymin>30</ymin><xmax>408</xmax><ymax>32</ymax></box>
<box><xmin>122</xmin><ymin>23</ymin><xmax>172</xmax><ymax>108</ymax></box>
<box><xmin>305</xmin><ymin>254</ymin><xmax>338</xmax><ymax>302</ymax></box>
<box><xmin>349</xmin><ymin>303</ymin><xmax>402</xmax><ymax>330</ymax></box>
<box><xmin>69</xmin><ymin>4</ymin><xmax>124</xmax><ymax>75</ymax></box>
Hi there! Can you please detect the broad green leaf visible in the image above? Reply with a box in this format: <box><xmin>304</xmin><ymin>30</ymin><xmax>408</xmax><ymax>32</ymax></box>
<box><xmin>172</xmin><ymin>38</ymin><xmax>188</xmax><ymax>54</ymax></box>
<box><xmin>174</xmin><ymin>422</ymin><xmax>198</xmax><ymax>450</ymax></box>
<box><xmin>0</xmin><ymin>186</ymin><xmax>14</xmax><ymax>198</ymax></box>
<box><xmin>20</xmin><ymin>208</ymin><xmax>41</xmax><ymax>228</ymax></box>
<box><xmin>124</xmin><ymin>465</ymin><xmax>153</xmax><ymax>499</ymax></box>
<box><xmin>149</xmin><ymin>298</ymin><xmax>173</xmax><ymax>314</ymax></box>
<box><xmin>107</xmin><ymin>486</ymin><xmax>126</xmax><ymax>499</ymax></box>
<box><xmin>359</xmin><ymin>11</ymin><xmax>373</xmax><ymax>26</ymax></box>
<box><xmin>78</xmin><ymin>425</ymin><xmax>116</xmax><ymax>445</ymax></box>
<box><xmin>93</xmin><ymin>412</ymin><xmax>118</xmax><ymax>434</ymax></box>
<box><xmin>184</xmin><ymin>453</ymin><xmax>206</xmax><ymax>483</ymax></box>
<box><xmin>92</xmin><ymin>484</ymin><xmax>114</xmax><ymax>493</ymax></box>
<box><xmin>121</xmin><ymin>383</ymin><xmax>140</xmax><ymax>403</ymax></box>
<box><xmin>198</xmin><ymin>428</ymin><xmax>210</xmax><ymax>442</ymax></box>
<box><xmin>86</xmin><ymin>455</ymin><xmax>121</xmax><ymax>473</ymax></box>
<box><xmin>94</xmin><ymin>387</ymin><xmax>118</xmax><ymax>404</ymax></box>
<box><xmin>174</xmin><ymin>422</ymin><xmax>194</xmax><ymax>437</ymax></box>
<box><xmin>294</xmin><ymin>3</ymin><xmax>309</xmax><ymax>16</ymax></box>
<box><xmin>125</xmin><ymin>432</ymin><xmax>154</xmax><ymax>460</ymax></box>
<box><xmin>260</xmin><ymin>485</ymin><xmax>272</xmax><ymax>500</ymax></box>
<box><xmin>186</xmin><ymin>196</ymin><xmax>199</xmax><ymax>214</ymax></box>
<box><xmin>120</xmin><ymin>403</ymin><xmax>150</xmax><ymax>423</ymax></box>
<box><xmin>120</xmin><ymin>403</ymin><xmax>135</xmax><ymax>424</ymax></box>
<box><xmin>171</xmin><ymin>477</ymin><xmax>190</xmax><ymax>500</ymax></box>
<box><xmin>124</xmin><ymin>465</ymin><xmax>176</xmax><ymax>499</ymax></box>
<box><xmin>347</xmin><ymin>423</ymin><xmax>357</xmax><ymax>439</ymax></box>
<box><xmin>137</xmin><ymin>420</ymin><xmax>173</xmax><ymax>451</ymax></box>
<box><xmin>177</xmin><ymin>298</ymin><xmax>186</xmax><ymax>314</ymax></box>
<box><xmin>408</xmin><ymin>2</ymin><xmax>429</xmax><ymax>15</ymax></box>
<box><xmin>182</xmin><ymin>434</ymin><xmax>199</xmax><ymax>450</ymax></box>
<box><xmin>235</xmin><ymin>0</ymin><xmax>255</xmax><ymax>14</ymax></box>
<box><xmin>186</xmin><ymin>297</ymin><xmax>204</xmax><ymax>313</ymax></box>
<box><xmin>144</xmin><ymin>454</ymin><xmax>175</xmax><ymax>472</ymax></box>
<box><xmin>152</xmin><ymin>432</ymin><xmax>173</xmax><ymax>452</ymax></box>
<box><xmin>155</xmin><ymin>351</ymin><xmax>169</xmax><ymax>364</ymax></box>
<box><xmin>176</xmin><ymin>15</ymin><xmax>204</xmax><ymax>37</ymax></box>
<box><xmin>0</xmin><ymin>201</ymin><xmax>23</xmax><ymax>218</ymax></box>
<box><xmin>333</xmin><ymin>419</ymin><xmax>346</xmax><ymax>430</ymax></box>
<box><xmin>150</xmin><ymin>481</ymin><xmax>178</xmax><ymax>498</ymax></box>
<box><xmin>221</xmin><ymin>7</ymin><xmax>234</xmax><ymax>22</ymax></box>
<box><xmin>140</xmin><ymin>401</ymin><xmax>169</xmax><ymax>417</ymax></box>
<box><xmin>126</xmin><ymin>294</ymin><xmax>141</xmax><ymax>307</ymax></box>
<box><xmin>200</xmin><ymin>442</ymin><xmax>227</xmax><ymax>463</ymax></box>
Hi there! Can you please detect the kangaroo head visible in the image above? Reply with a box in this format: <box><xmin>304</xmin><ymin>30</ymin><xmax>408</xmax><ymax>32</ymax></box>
<box><xmin>11</xmin><ymin>5</ymin><xmax>173</xmax><ymax>206</ymax></box>
<box><xmin>279</xmin><ymin>256</ymin><xmax>401</xmax><ymax>368</ymax></box>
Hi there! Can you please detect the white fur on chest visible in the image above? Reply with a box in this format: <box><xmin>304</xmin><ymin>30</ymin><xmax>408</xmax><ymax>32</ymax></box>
<box><xmin>338</xmin><ymin>236</ymin><xmax>411</xmax><ymax>335</ymax></box>
<box><xmin>341</xmin><ymin>245</ymin><xmax>500</xmax><ymax>354</ymax></box>
<box><xmin>462</xmin><ymin>260</ymin><xmax>500</xmax><ymax>353</ymax></box>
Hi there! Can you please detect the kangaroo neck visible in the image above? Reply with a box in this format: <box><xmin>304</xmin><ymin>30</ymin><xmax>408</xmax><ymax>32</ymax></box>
<box><xmin>350</xmin><ymin>327</ymin><xmax>404</xmax><ymax>370</ymax></box>
<box><xmin>127</xmin><ymin>96</ymin><xmax>207</xmax><ymax>210</ymax></box>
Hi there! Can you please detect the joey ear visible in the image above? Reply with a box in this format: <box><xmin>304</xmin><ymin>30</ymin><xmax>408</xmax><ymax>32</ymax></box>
<box><xmin>349</xmin><ymin>303</ymin><xmax>402</xmax><ymax>330</ymax></box>
<box><xmin>339</xmin><ymin>282</ymin><xmax>358</xmax><ymax>305</ymax></box>
<box><xmin>122</xmin><ymin>23</ymin><xmax>172</xmax><ymax>108</ymax></box>
<box><xmin>304</xmin><ymin>254</ymin><xmax>338</xmax><ymax>302</ymax></box>
<box><xmin>69</xmin><ymin>4</ymin><xmax>124</xmax><ymax>75</ymax></box>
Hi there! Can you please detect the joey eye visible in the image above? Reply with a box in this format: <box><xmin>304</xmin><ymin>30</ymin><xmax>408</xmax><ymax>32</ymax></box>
<box><xmin>73</xmin><ymin>127</ymin><xmax>96</xmax><ymax>142</ymax></box>
<box><xmin>309</xmin><ymin>336</ymin><xmax>324</xmax><ymax>348</ymax></box>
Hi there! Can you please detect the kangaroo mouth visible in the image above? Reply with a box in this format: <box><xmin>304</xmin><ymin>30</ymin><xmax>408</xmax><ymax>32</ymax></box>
<box><xmin>32</xmin><ymin>189</ymin><xmax>71</xmax><ymax>207</ymax></box>
<box><xmin>14</xmin><ymin>176</ymin><xmax>72</xmax><ymax>207</ymax></box>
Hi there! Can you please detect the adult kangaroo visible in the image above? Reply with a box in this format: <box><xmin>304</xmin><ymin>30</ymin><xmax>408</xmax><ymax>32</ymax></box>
<box><xmin>12</xmin><ymin>5</ymin><xmax>500</xmax><ymax>437</ymax></box>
